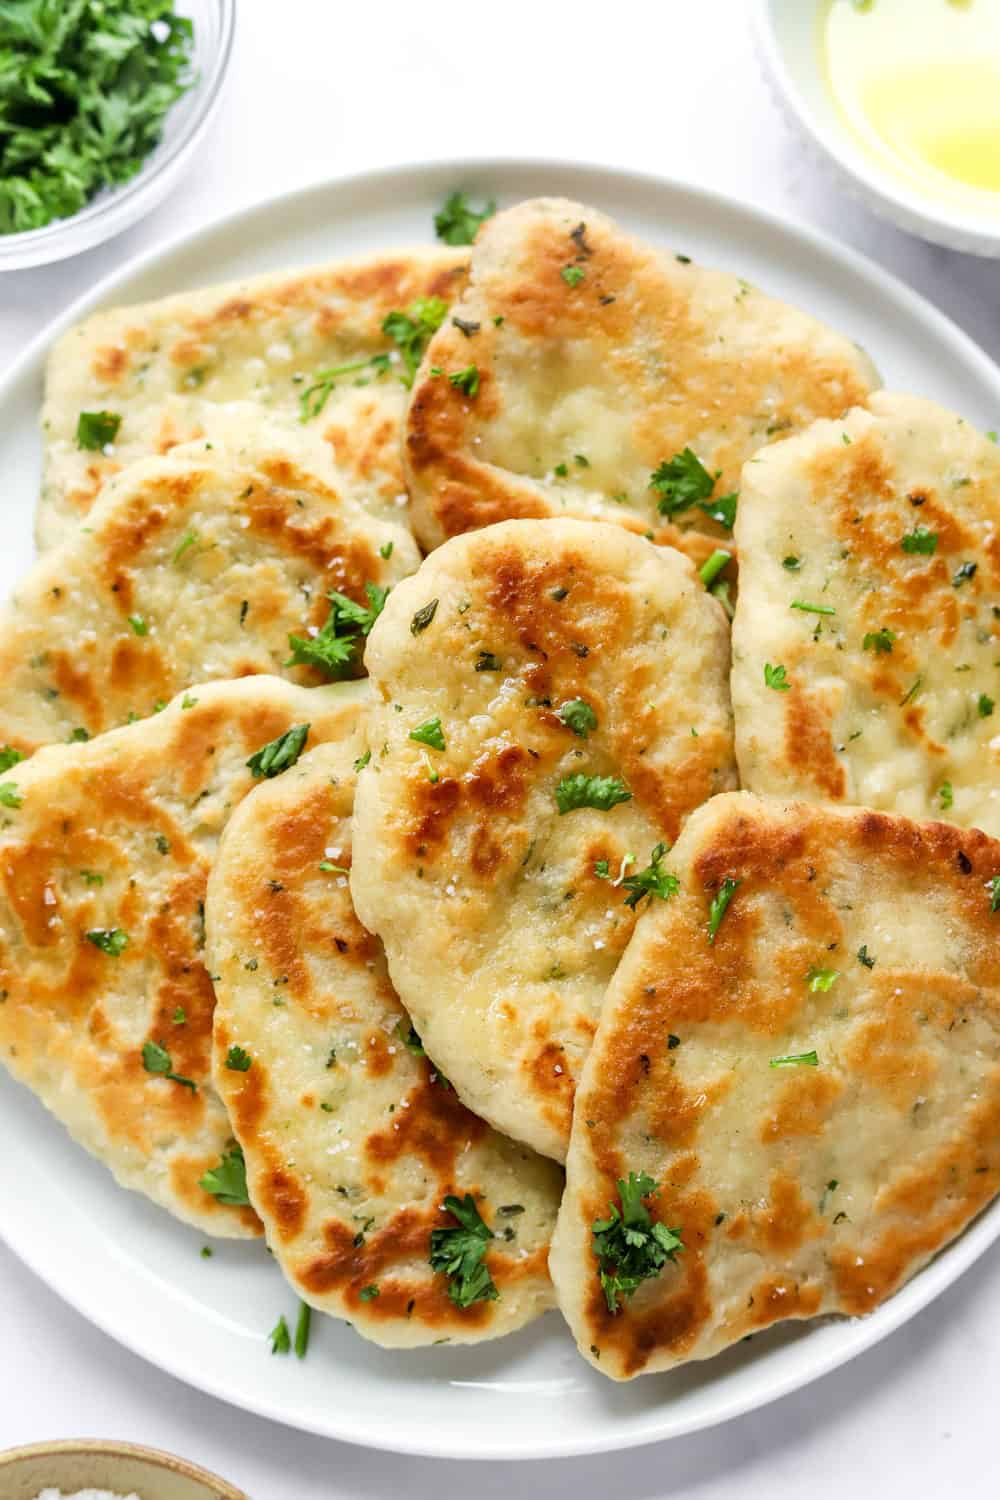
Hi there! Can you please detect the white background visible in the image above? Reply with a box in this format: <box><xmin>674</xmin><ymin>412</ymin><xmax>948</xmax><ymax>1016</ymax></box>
<box><xmin>2</xmin><ymin>2</ymin><xmax>1000</xmax><ymax>1495</ymax></box>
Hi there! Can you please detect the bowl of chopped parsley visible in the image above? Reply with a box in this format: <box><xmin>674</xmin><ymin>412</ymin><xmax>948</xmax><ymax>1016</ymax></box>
<box><xmin>0</xmin><ymin>0</ymin><xmax>235</xmax><ymax>269</ymax></box>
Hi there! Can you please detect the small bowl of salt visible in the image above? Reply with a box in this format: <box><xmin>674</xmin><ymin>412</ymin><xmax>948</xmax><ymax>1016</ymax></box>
<box><xmin>0</xmin><ymin>1441</ymin><xmax>249</xmax><ymax>1500</ymax></box>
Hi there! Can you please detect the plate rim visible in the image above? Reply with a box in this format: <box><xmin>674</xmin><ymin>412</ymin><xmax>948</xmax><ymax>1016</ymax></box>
<box><xmin>2</xmin><ymin>154</ymin><xmax>1000</xmax><ymax>1462</ymax></box>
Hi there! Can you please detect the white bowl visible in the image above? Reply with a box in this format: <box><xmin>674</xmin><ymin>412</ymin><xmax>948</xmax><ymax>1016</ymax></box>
<box><xmin>0</xmin><ymin>1440</ymin><xmax>249</xmax><ymax>1500</ymax></box>
<box><xmin>752</xmin><ymin>0</ymin><xmax>1000</xmax><ymax>258</ymax></box>
<box><xmin>0</xmin><ymin>0</ymin><xmax>235</xmax><ymax>272</ymax></box>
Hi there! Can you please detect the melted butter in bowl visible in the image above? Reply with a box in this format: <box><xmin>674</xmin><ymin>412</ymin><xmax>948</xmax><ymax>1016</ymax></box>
<box><xmin>822</xmin><ymin>0</ymin><xmax>1000</xmax><ymax>211</ymax></box>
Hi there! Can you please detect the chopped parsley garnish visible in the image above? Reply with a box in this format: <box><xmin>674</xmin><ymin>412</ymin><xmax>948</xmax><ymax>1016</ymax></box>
<box><xmin>80</xmin><ymin>870</ymin><xmax>104</xmax><ymax>886</ymax></box>
<box><xmin>979</xmin><ymin>694</ymin><xmax>995</xmax><ymax>718</ymax></box>
<box><xmin>555</xmin><ymin>773</ymin><xmax>632</xmax><ymax>814</ymax></box>
<box><xmin>699</xmin><ymin>550</ymin><xmax>732</xmax><ymax>589</ymax></box>
<box><xmin>433</xmin><ymin>190</ymin><xmax>496</xmax><ymax>245</ymax></box>
<box><xmin>286</xmin><ymin>583</ymin><xmax>388</xmax><ymax>678</ymax></box>
<box><xmin>989</xmin><ymin>876</ymin><xmax>1000</xmax><ymax>913</ymax></box>
<box><xmin>806</xmin><ymin>966</ymin><xmax>839</xmax><ymax>992</ymax></box>
<box><xmin>857</xmin><ymin>945</ymin><xmax>876</xmax><ymax>969</ymax></box>
<box><xmin>561</xmin><ymin>265</ymin><xmax>585</xmax><ymax>287</ymax></box>
<box><xmin>591</xmin><ymin>1172</ymin><xmax>683</xmax><ymax>1314</ymax></box>
<box><xmin>700</xmin><ymin>491</ymin><xmax>738</xmax><ymax>531</ymax></box>
<box><xmin>448</xmin><ymin>365</ymin><xmax>480</xmax><ymax>398</ymax></box>
<box><xmin>939</xmin><ymin>781</ymin><xmax>954</xmax><ymax>811</ymax></box>
<box><xmin>86</xmin><ymin>927</ymin><xmax>128</xmax><ymax>956</ymax></box>
<box><xmin>382</xmin><ymin>298</ymin><xmax>448</xmax><ymax>387</ymax></box>
<box><xmin>901</xmin><ymin>526</ymin><xmax>938</xmax><ymax>555</ymax></box>
<box><xmin>225</xmin><ymin>1045</ymin><xmax>252</xmax><ymax>1072</ymax></box>
<box><xmin>380</xmin><ymin>541</ymin><xmax>394</xmax><ymax>560</ymax></box>
<box><xmin>900</xmin><ymin>676</ymin><xmax>923</xmax><ymax>707</ymax></box>
<box><xmin>707</xmin><ymin>877</ymin><xmax>739</xmax><ymax>943</ymax></box>
<box><xmin>621</xmin><ymin>844</ymin><xmax>679</xmax><ymax>910</ymax></box>
<box><xmin>0</xmin><ymin>746</ymin><xmax>22</xmax><ymax>773</ymax></box>
<box><xmin>410</xmin><ymin>599</ymin><xmax>439</xmax><ymax>635</ymax></box>
<box><xmin>953</xmin><ymin>561</ymin><xmax>978</xmax><ymax>588</ymax></box>
<box><xmin>863</xmin><ymin>627</ymin><xmax>896</xmax><ymax>654</ymax></box>
<box><xmin>246</xmin><ymin>723</ymin><xmax>310</xmax><ymax>779</ymax></box>
<box><xmin>429</xmin><ymin>1193</ymin><xmax>499</xmax><ymax>1309</ymax></box>
<box><xmin>649</xmin><ymin>448</ymin><xmax>715</xmax><ymax>516</ymax></box>
<box><xmin>199</xmin><ymin>1144</ymin><xmax>250</xmax><ymax>1206</ymax></box>
<box><xmin>69</xmin><ymin>727</ymin><xmax>90</xmax><ymax>743</ymax></box>
<box><xmin>0</xmin><ymin>783</ymin><xmax>22</xmax><ymax>809</ymax></box>
<box><xmin>475</xmin><ymin>651</ymin><xmax>502</xmax><ymax>672</ymax></box>
<box><xmin>354</xmin><ymin>749</ymin><xmax>372</xmax><ymax>773</ymax></box>
<box><xmin>298</xmin><ymin>353</ymin><xmax>390</xmax><ymax>421</ymax></box>
<box><xmin>764</xmin><ymin>662</ymin><xmax>790</xmax><ymax>692</ymax></box>
<box><xmin>269</xmin><ymin>1316</ymin><xmax>291</xmax><ymax>1355</ymax></box>
<box><xmin>0</xmin><ymin>2</ymin><xmax>194</xmax><ymax>237</ymax></box>
<box><xmin>76</xmin><ymin>410</ymin><xmax>121</xmax><ymax>450</ymax></box>
<box><xmin>410</xmin><ymin>716</ymin><xmax>446</xmax><ymax>751</ymax></box>
<box><xmin>359</xmin><ymin>1284</ymin><xmax>380</xmax><ymax>1302</ymax></box>
<box><xmin>395</xmin><ymin>1018</ymin><xmax>426</xmax><ymax>1056</ymax></box>
<box><xmin>141</xmin><ymin>1039</ymin><xmax>196</xmax><ymax>1090</ymax></box>
<box><xmin>782</xmin><ymin>556</ymin><xmax>802</xmax><ymax>571</ymax></box>
<box><xmin>127</xmin><ymin>614</ymin><xmax>148</xmax><ymax>637</ymax></box>
<box><xmin>790</xmin><ymin>600</ymin><xmax>836</xmax><ymax>616</ymax></box>
<box><xmin>557</xmin><ymin>699</ymin><xmax>598</xmax><ymax>738</ymax></box>
<box><xmin>173</xmin><ymin>1006</ymin><xmax>186</xmax><ymax>1023</ymax></box>
<box><xmin>770</xmin><ymin>1050</ymin><xmax>820</xmax><ymax>1068</ymax></box>
<box><xmin>294</xmin><ymin>1299</ymin><xmax>311</xmax><ymax>1359</ymax></box>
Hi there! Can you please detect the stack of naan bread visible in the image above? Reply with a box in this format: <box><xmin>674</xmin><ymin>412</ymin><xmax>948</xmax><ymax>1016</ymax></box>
<box><xmin>3</xmin><ymin>195</ymin><xmax>999</xmax><ymax>1379</ymax></box>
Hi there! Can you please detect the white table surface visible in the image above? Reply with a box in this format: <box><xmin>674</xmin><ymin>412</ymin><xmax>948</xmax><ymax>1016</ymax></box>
<box><xmin>2</xmin><ymin>2</ymin><xmax>999</xmax><ymax>1495</ymax></box>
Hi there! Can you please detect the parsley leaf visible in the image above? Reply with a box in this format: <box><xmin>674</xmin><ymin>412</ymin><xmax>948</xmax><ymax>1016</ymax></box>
<box><xmin>557</xmin><ymin>699</ymin><xmax>598</xmax><ymax>738</ymax></box>
<box><xmin>707</xmin><ymin>877</ymin><xmax>739</xmax><ymax>943</ymax></box>
<box><xmin>764</xmin><ymin>662</ymin><xmax>790</xmax><ymax>691</ymax></box>
<box><xmin>0</xmin><ymin>782</ymin><xmax>22</xmax><ymax>809</ymax></box>
<box><xmin>246</xmin><ymin>724</ymin><xmax>310</xmax><ymax>779</ymax></box>
<box><xmin>806</xmin><ymin>966</ymin><xmax>839</xmax><ymax>992</ymax></box>
<box><xmin>790</xmin><ymin>600</ymin><xmax>836</xmax><ymax>616</ymax></box>
<box><xmin>863</xmin><ymin>627</ymin><xmax>896</xmax><ymax>654</ymax></box>
<box><xmin>699</xmin><ymin>491</ymin><xmax>738</xmax><ymax>531</ymax></box>
<box><xmin>0</xmin><ymin>746</ymin><xmax>22</xmax><ymax>774</ymax></box>
<box><xmin>429</xmin><ymin>1193</ymin><xmax>499</xmax><ymax>1309</ymax></box>
<box><xmin>447</xmin><ymin>365</ymin><xmax>480</xmax><ymax>398</ymax></box>
<box><xmin>989</xmin><ymin>876</ymin><xmax>1000</xmax><ymax>914</ymax></box>
<box><xmin>770</xmin><ymin>1050</ymin><xmax>820</xmax><ymax>1067</ymax></box>
<box><xmin>382</xmin><ymin>298</ymin><xmax>448</xmax><ymax>387</ymax></box>
<box><xmin>0</xmin><ymin>3</ymin><xmax>194</xmax><ymax>237</ymax></box>
<box><xmin>857</xmin><ymin>944</ymin><xmax>876</xmax><ymax>968</ymax></box>
<box><xmin>901</xmin><ymin>526</ymin><xmax>938</xmax><ymax>555</ymax></box>
<box><xmin>591</xmin><ymin>1172</ymin><xmax>683</xmax><ymax>1314</ymax></box>
<box><xmin>199</xmin><ymin>1144</ymin><xmax>250</xmax><ymax>1206</ymax></box>
<box><xmin>939</xmin><ymin>781</ymin><xmax>954</xmax><ymax>811</ymax></box>
<box><xmin>621</xmin><ymin>843</ymin><xmax>679</xmax><ymax>910</ymax></box>
<box><xmin>433</xmin><ymin>191</ymin><xmax>496</xmax><ymax>245</ymax></box>
<box><xmin>225</xmin><ymin>1045</ymin><xmax>252</xmax><ymax>1072</ymax></box>
<box><xmin>76</xmin><ymin>411</ymin><xmax>121</xmax><ymax>450</ymax></box>
<box><xmin>555</xmin><ymin>773</ymin><xmax>632</xmax><ymax>814</ymax></box>
<box><xmin>286</xmin><ymin>584</ymin><xmax>388</xmax><ymax>679</ymax></box>
<box><xmin>649</xmin><ymin>448</ymin><xmax>715</xmax><ymax>516</ymax></box>
<box><xmin>410</xmin><ymin>599</ymin><xmax>439</xmax><ymax>635</ymax></box>
<box><xmin>141</xmin><ymin>1039</ymin><xmax>196</xmax><ymax>1090</ymax></box>
<box><xmin>561</xmin><ymin>265</ymin><xmax>585</xmax><ymax>287</ymax></box>
<box><xmin>979</xmin><ymin>694</ymin><xmax>995</xmax><ymax>718</ymax></box>
<box><xmin>409</xmin><ymin>716</ymin><xmax>446</xmax><ymax>751</ymax></box>
<box><xmin>86</xmin><ymin>927</ymin><xmax>128</xmax><ymax>956</ymax></box>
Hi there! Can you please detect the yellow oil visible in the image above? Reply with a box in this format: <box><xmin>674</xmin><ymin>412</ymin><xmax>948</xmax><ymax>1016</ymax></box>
<box><xmin>822</xmin><ymin>0</ymin><xmax>1000</xmax><ymax>211</ymax></box>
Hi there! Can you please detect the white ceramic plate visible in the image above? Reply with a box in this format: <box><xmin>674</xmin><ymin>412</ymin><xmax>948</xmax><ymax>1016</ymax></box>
<box><xmin>1</xmin><ymin>159</ymin><xmax>1000</xmax><ymax>1462</ymax></box>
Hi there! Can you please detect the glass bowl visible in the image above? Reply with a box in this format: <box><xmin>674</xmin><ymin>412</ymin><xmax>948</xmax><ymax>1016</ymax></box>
<box><xmin>0</xmin><ymin>0</ymin><xmax>236</xmax><ymax>272</ymax></box>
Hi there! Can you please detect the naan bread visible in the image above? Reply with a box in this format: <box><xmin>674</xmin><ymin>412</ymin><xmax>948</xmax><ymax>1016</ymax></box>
<box><xmin>0</xmin><ymin>411</ymin><xmax>417</xmax><ymax>756</ymax></box>
<box><xmin>551</xmin><ymin>791</ymin><xmax>1000</xmax><ymax>1379</ymax></box>
<box><xmin>404</xmin><ymin>197</ymin><xmax>878</xmax><ymax>563</ymax></box>
<box><xmin>0</xmin><ymin>676</ymin><xmax>368</xmax><ymax>1236</ymax></box>
<box><xmin>350</xmin><ymin>519</ymin><xmax>736</xmax><ymax>1161</ymax></box>
<box><xmin>732</xmin><ymin>393</ymin><xmax>1000</xmax><ymax>834</ymax></box>
<box><xmin>207</xmin><ymin>741</ymin><xmax>562</xmax><ymax>1347</ymax></box>
<box><xmin>40</xmin><ymin>247</ymin><xmax>468</xmax><ymax>548</ymax></box>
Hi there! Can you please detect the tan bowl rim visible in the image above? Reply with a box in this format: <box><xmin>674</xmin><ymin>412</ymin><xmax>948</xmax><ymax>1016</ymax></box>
<box><xmin>0</xmin><ymin>1439</ymin><xmax>250</xmax><ymax>1499</ymax></box>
